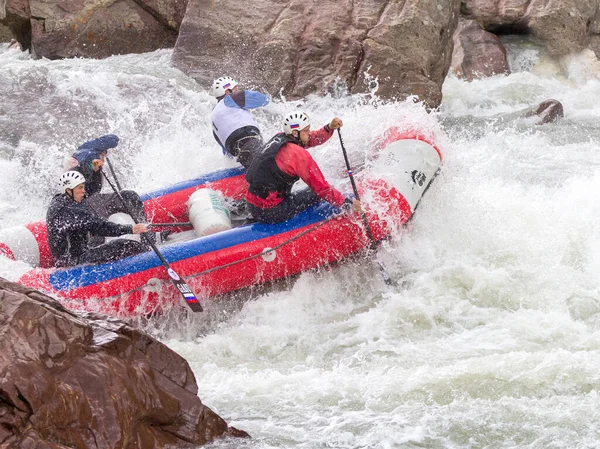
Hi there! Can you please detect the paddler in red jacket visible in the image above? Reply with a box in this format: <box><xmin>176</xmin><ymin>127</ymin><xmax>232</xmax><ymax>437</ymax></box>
<box><xmin>245</xmin><ymin>112</ymin><xmax>361</xmax><ymax>224</ymax></box>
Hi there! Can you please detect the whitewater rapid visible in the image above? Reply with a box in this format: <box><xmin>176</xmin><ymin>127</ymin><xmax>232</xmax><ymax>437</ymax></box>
<box><xmin>2</xmin><ymin>37</ymin><xmax>600</xmax><ymax>448</ymax></box>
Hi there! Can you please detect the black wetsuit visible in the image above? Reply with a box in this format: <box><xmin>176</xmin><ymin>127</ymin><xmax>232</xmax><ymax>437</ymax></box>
<box><xmin>47</xmin><ymin>194</ymin><xmax>148</xmax><ymax>267</ymax></box>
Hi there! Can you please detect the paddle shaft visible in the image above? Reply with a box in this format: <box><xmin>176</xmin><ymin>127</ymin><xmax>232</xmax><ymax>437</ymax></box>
<box><xmin>337</xmin><ymin>129</ymin><xmax>378</xmax><ymax>250</ymax></box>
<box><xmin>149</xmin><ymin>222</ymin><xmax>193</xmax><ymax>227</ymax></box>
<box><xmin>337</xmin><ymin>129</ymin><xmax>394</xmax><ymax>285</ymax></box>
<box><xmin>105</xmin><ymin>156</ymin><xmax>123</xmax><ymax>192</ymax></box>
<box><xmin>100</xmin><ymin>170</ymin><xmax>203</xmax><ymax>312</ymax></box>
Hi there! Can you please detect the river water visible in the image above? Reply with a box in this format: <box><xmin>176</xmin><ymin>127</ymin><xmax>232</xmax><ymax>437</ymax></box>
<box><xmin>1</xmin><ymin>37</ymin><xmax>600</xmax><ymax>448</ymax></box>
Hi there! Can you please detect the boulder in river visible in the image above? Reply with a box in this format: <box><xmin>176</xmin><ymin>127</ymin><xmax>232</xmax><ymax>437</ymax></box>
<box><xmin>0</xmin><ymin>276</ymin><xmax>249</xmax><ymax>448</ymax></box>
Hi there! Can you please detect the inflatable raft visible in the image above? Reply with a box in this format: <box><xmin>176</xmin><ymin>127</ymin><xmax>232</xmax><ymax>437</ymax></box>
<box><xmin>8</xmin><ymin>127</ymin><xmax>442</xmax><ymax>316</ymax></box>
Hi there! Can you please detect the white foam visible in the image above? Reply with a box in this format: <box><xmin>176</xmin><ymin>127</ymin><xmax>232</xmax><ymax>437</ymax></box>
<box><xmin>2</xmin><ymin>41</ymin><xmax>600</xmax><ymax>449</ymax></box>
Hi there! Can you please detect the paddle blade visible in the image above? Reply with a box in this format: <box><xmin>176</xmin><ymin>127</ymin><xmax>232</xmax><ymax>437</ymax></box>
<box><xmin>167</xmin><ymin>268</ymin><xmax>203</xmax><ymax>312</ymax></box>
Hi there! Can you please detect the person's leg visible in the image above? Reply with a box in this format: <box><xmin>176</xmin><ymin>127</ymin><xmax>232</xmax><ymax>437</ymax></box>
<box><xmin>289</xmin><ymin>188</ymin><xmax>321</xmax><ymax>213</ymax></box>
<box><xmin>248</xmin><ymin>189</ymin><xmax>321</xmax><ymax>224</ymax></box>
<box><xmin>101</xmin><ymin>190</ymin><xmax>164</xmax><ymax>243</ymax></box>
<box><xmin>103</xmin><ymin>190</ymin><xmax>147</xmax><ymax>223</ymax></box>
<box><xmin>78</xmin><ymin>239</ymin><xmax>149</xmax><ymax>265</ymax></box>
<box><xmin>236</xmin><ymin>136</ymin><xmax>263</xmax><ymax>169</ymax></box>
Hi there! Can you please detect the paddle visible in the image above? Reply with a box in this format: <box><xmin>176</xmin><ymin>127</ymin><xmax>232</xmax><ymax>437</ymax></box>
<box><xmin>337</xmin><ymin>129</ymin><xmax>394</xmax><ymax>286</ymax></box>
<box><xmin>105</xmin><ymin>156</ymin><xmax>123</xmax><ymax>192</ymax></box>
<box><xmin>148</xmin><ymin>222</ymin><xmax>193</xmax><ymax>227</ymax></box>
<box><xmin>100</xmin><ymin>170</ymin><xmax>203</xmax><ymax>312</ymax></box>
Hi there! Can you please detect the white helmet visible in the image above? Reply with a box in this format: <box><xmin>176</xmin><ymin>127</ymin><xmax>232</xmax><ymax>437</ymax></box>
<box><xmin>283</xmin><ymin>112</ymin><xmax>310</xmax><ymax>135</ymax></box>
<box><xmin>59</xmin><ymin>170</ymin><xmax>86</xmax><ymax>193</ymax></box>
<box><xmin>210</xmin><ymin>76</ymin><xmax>238</xmax><ymax>97</ymax></box>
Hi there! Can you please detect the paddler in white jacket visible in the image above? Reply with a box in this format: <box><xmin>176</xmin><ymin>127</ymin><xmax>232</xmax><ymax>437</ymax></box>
<box><xmin>210</xmin><ymin>76</ymin><xmax>269</xmax><ymax>168</ymax></box>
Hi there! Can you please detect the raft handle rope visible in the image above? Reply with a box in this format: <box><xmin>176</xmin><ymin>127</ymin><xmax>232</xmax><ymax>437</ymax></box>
<box><xmin>186</xmin><ymin>213</ymin><xmax>340</xmax><ymax>280</ymax></box>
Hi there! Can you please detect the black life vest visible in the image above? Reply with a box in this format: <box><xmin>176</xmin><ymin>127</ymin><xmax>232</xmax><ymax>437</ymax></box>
<box><xmin>246</xmin><ymin>133</ymin><xmax>300</xmax><ymax>199</ymax></box>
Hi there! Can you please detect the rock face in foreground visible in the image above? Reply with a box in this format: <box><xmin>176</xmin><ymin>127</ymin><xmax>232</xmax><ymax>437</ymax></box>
<box><xmin>0</xmin><ymin>277</ymin><xmax>248</xmax><ymax>448</ymax></box>
<box><xmin>0</xmin><ymin>0</ymin><xmax>188</xmax><ymax>59</ymax></box>
<box><xmin>173</xmin><ymin>0</ymin><xmax>461</xmax><ymax>108</ymax></box>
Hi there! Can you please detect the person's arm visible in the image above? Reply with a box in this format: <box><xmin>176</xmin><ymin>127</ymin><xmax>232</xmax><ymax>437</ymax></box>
<box><xmin>78</xmin><ymin>134</ymin><xmax>119</xmax><ymax>152</ymax></box>
<box><xmin>306</xmin><ymin>126</ymin><xmax>334</xmax><ymax>148</ymax></box>
<box><xmin>224</xmin><ymin>90</ymin><xmax>269</xmax><ymax>110</ymax></box>
<box><xmin>276</xmin><ymin>145</ymin><xmax>346</xmax><ymax>207</ymax></box>
<box><xmin>73</xmin><ymin>134</ymin><xmax>119</xmax><ymax>172</ymax></box>
<box><xmin>63</xmin><ymin>204</ymin><xmax>134</xmax><ymax>237</ymax></box>
<box><xmin>306</xmin><ymin>117</ymin><xmax>343</xmax><ymax>148</ymax></box>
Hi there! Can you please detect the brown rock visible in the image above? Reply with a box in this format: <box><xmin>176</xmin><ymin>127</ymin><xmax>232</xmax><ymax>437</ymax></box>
<box><xmin>492</xmin><ymin>99</ymin><xmax>564</xmax><ymax>124</ymax></box>
<box><xmin>462</xmin><ymin>0</ymin><xmax>600</xmax><ymax>57</ymax></box>
<box><xmin>0</xmin><ymin>23</ymin><xmax>13</xmax><ymax>42</ymax></box>
<box><xmin>460</xmin><ymin>0</ymin><xmax>529</xmax><ymax>28</ymax></box>
<box><xmin>355</xmin><ymin>0</ymin><xmax>461</xmax><ymax>108</ymax></box>
<box><xmin>523</xmin><ymin>99</ymin><xmax>564</xmax><ymax>124</ymax></box>
<box><xmin>1</xmin><ymin>0</ymin><xmax>30</xmax><ymax>18</ymax></box>
<box><xmin>0</xmin><ymin>277</ymin><xmax>249</xmax><ymax>448</ymax></box>
<box><xmin>29</xmin><ymin>0</ymin><xmax>177</xmax><ymax>59</ymax></box>
<box><xmin>588</xmin><ymin>7</ymin><xmax>600</xmax><ymax>58</ymax></box>
<box><xmin>525</xmin><ymin>2</ymin><xmax>593</xmax><ymax>56</ymax></box>
<box><xmin>451</xmin><ymin>18</ymin><xmax>510</xmax><ymax>80</ymax></box>
<box><xmin>173</xmin><ymin>0</ymin><xmax>461</xmax><ymax>109</ymax></box>
<box><xmin>0</xmin><ymin>0</ymin><xmax>32</xmax><ymax>49</ymax></box>
<box><xmin>0</xmin><ymin>0</ymin><xmax>189</xmax><ymax>59</ymax></box>
<box><xmin>138</xmin><ymin>0</ymin><xmax>188</xmax><ymax>30</ymax></box>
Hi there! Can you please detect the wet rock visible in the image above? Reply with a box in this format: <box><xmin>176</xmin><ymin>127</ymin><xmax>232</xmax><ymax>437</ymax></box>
<box><xmin>0</xmin><ymin>0</ymin><xmax>188</xmax><ymax>59</ymax></box>
<box><xmin>0</xmin><ymin>23</ymin><xmax>13</xmax><ymax>42</ymax></box>
<box><xmin>7</xmin><ymin>38</ymin><xmax>21</xmax><ymax>49</ymax></box>
<box><xmin>523</xmin><ymin>99</ymin><xmax>564</xmax><ymax>124</ymax></box>
<box><xmin>462</xmin><ymin>0</ymin><xmax>600</xmax><ymax>58</ymax></box>
<box><xmin>460</xmin><ymin>0</ymin><xmax>530</xmax><ymax>28</ymax></box>
<box><xmin>173</xmin><ymin>0</ymin><xmax>461</xmax><ymax>109</ymax></box>
<box><xmin>0</xmin><ymin>0</ymin><xmax>31</xmax><ymax>49</ymax></box>
<box><xmin>451</xmin><ymin>18</ymin><xmax>510</xmax><ymax>80</ymax></box>
<box><xmin>0</xmin><ymin>277</ymin><xmax>249</xmax><ymax>448</ymax></box>
<box><xmin>495</xmin><ymin>99</ymin><xmax>564</xmax><ymax>125</ymax></box>
<box><xmin>590</xmin><ymin>9</ymin><xmax>600</xmax><ymax>58</ymax></box>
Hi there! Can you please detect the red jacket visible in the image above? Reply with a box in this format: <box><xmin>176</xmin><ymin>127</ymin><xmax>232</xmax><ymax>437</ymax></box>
<box><xmin>246</xmin><ymin>126</ymin><xmax>346</xmax><ymax>208</ymax></box>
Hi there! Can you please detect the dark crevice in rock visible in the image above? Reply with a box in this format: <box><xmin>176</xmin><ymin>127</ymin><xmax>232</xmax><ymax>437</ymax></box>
<box><xmin>15</xmin><ymin>387</ymin><xmax>33</xmax><ymax>416</ymax></box>
<box><xmin>88</xmin><ymin>426</ymin><xmax>99</xmax><ymax>447</ymax></box>
<box><xmin>346</xmin><ymin>0</ymin><xmax>362</xmax><ymax>90</ymax></box>
<box><xmin>2</xmin><ymin>13</ymin><xmax>32</xmax><ymax>51</ymax></box>
<box><xmin>288</xmin><ymin>4</ymin><xmax>313</xmax><ymax>96</ymax></box>
<box><xmin>486</xmin><ymin>22</ymin><xmax>530</xmax><ymax>35</ymax></box>
<box><xmin>131</xmin><ymin>0</ymin><xmax>177</xmax><ymax>32</ymax></box>
<box><xmin>264</xmin><ymin>4</ymin><xmax>289</xmax><ymax>35</ymax></box>
<box><xmin>350</xmin><ymin>44</ymin><xmax>365</xmax><ymax>91</ymax></box>
<box><xmin>0</xmin><ymin>390</ymin><xmax>17</xmax><ymax>411</ymax></box>
<box><xmin>373</xmin><ymin>0</ymin><xmax>393</xmax><ymax>28</ymax></box>
<box><xmin>0</xmin><ymin>430</ymin><xmax>12</xmax><ymax>445</ymax></box>
<box><xmin>523</xmin><ymin>0</ymin><xmax>535</xmax><ymax>18</ymax></box>
<box><xmin>352</xmin><ymin>0</ymin><xmax>389</xmax><ymax>91</ymax></box>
